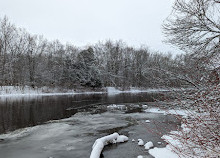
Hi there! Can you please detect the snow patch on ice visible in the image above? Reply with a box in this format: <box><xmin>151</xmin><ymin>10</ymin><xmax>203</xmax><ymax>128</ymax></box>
<box><xmin>144</xmin><ymin>141</ymin><xmax>154</xmax><ymax>149</ymax></box>
<box><xmin>0</xmin><ymin>126</ymin><xmax>39</xmax><ymax>140</ymax></box>
<box><xmin>149</xmin><ymin>147</ymin><xmax>179</xmax><ymax>158</ymax></box>
<box><xmin>145</xmin><ymin>107</ymin><xmax>191</xmax><ymax>116</ymax></box>
<box><xmin>116</xmin><ymin>135</ymin><xmax>129</xmax><ymax>143</ymax></box>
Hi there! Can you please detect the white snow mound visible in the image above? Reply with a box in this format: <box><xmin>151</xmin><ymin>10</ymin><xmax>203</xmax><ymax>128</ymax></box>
<box><xmin>90</xmin><ymin>132</ymin><xmax>128</xmax><ymax>158</ymax></box>
<box><xmin>144</xmin><ymin>141</ymin><xmax>154</xmax><ymax>149</ymax></box>
<box><xmin>138</xmin><ymin>139</ymin><xmax>144</xmax><ymax>146</ymax></box>
<box><xmin>145</xmin><ymin>120</ymin><xmax>150</xmax><ymax>123</ymax></box>
<box><xmin>149</xmin><ymin>147</ymin><xmax>179</xmax><ymax>158</ymax></box>
<box><xmin>116</xmin><ymin>135</ymin><xmax>129</xmax><ymax>143</ymax></box>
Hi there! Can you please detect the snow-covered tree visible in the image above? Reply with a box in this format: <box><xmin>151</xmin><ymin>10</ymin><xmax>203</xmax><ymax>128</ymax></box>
<box><xmin>163</xmin><ymin>0</ymin><xmax>220</xmax><ymax>157</ymax></box>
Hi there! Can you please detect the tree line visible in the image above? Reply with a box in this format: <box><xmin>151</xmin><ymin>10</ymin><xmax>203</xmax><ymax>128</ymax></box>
<box><xmin>0</xmin><ymin>16</ymin><xmax>217</xmax><ymax>90</ymax></box>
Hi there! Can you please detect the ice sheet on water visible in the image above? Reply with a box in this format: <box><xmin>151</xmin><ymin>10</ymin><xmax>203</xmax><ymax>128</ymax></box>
<box><xmin>0</xmin><ymin>112</ymin><xmax>132</xmax><ymax>158</ymax></box>
<box><xmin>43</xmin><ymin>139</ymin><xmax>76</xmax><ymax>151</ymax></box>
<box><xmin>0</xmin><ymin>126</ymin><xmax>39</xmax><ymax>140</ymax></box>
<box><xmin>31</xmin><ymin>123</ymin><xmax>71</xmax><ymax>140</ymax></box>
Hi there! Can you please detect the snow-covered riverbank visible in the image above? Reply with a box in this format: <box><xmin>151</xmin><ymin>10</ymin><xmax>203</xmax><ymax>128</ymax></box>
<box><xmin>98</xmin><ymin>104</ymin><xmax>199</xmax><ymax>158</ymax></box>
<box><xmin>0</xmin><ymin>86</ymin><xmax>172</xmax><ymax>97</ymax></box>
<box><xmin>97</xmin><ymin>106</ymin><xmax>191</xmax><ymax>158</ymax></box>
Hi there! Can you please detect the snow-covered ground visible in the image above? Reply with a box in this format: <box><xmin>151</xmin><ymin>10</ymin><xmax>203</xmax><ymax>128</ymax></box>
<box><xmin>90</xmin><ymin>106</ymin><xmax>189</xmax><ymax>158</ymax></box>
<box><xmin>104</xmin><ymin>105</ymin><xmax>194</xmax><ymax>158</ymax></box>
<box><xmin>0</xmin><ymin>86</ymin><xmax>172</xmax><ymax>97</ymax></box>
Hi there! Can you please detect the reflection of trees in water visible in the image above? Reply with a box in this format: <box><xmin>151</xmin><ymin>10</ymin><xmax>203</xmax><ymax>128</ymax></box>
<box><xmin>0</xmin><ymin>97</ymin><xmax>76</xmax><ymax>133</ymax></box>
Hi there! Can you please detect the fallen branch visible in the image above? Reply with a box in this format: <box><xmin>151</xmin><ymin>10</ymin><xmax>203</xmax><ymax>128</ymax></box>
<box><xmin>90</xmin><ymin>132</ymin><xmax>128</xmax><ymax>158</ymax></box>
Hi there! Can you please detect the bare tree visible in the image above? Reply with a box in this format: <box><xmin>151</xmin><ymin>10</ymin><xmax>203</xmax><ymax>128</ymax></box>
<box><xmin>0</xmin><ymin>16</ymin><xmax>17</xmax><ymax>85</ymax></box>
<box><xmin>162</xmin><ymin>1</ymin><xmax>220</xmax><ymax>157</ymax></box>
<box><xmin>163</xmin><ymin>0</ymin><xmax>220</xmax><ymax>62</ymax></box>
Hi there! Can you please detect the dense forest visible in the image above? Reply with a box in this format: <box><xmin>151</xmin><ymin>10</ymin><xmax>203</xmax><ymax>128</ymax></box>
<box><xmin>1</xmin><ymin>16</ymin><xmax>217</xmax><ymax>90</ymax></box>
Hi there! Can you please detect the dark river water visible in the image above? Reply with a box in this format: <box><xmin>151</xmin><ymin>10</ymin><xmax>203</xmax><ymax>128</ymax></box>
<box><xmin>0</xmin><ymin>92</ymin><xmax>180</xmax><ymax>158</ymax></box>
<box><xmin>0</xmin><ymin>92</ymin><xmax>166</xmax><ymax>134</ymax></box>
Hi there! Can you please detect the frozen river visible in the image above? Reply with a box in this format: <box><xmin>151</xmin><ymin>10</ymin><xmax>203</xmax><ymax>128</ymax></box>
<box><xmin>0</xmin><ymin>92</ymin><xmax>180</xmax><ymax>158</ymax></box>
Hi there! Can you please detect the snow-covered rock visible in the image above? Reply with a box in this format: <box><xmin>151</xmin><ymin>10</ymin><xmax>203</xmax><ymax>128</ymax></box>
<box><xmin>116</xmin><ymin>135</ymin><xmax>129</xmax><ymax>143</ymax></box>
<box><xmin>138</xmin><ymin>139</ymin><xmax>144</xmax><ymax>146</ymax></box>
<box><xmin>144</xmin><ymin>141</ymin><xmax>154</xmax><ymax>149</ymax></box>
<box><xmin>145</xmin><ymin>120</ymin><xmax>150</xmax><ymax>123</ymax></box>
<box><xmin>142</xmin><ymin>105</ymin><xmax>148</xmax><ymax>109</ymax></box>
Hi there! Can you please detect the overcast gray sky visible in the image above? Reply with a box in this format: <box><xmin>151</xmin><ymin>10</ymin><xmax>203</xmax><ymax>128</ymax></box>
<box><xmin>0</xmin><ymin>0</ymin><xmax>182</xmax><ymax>54</ymax></box>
